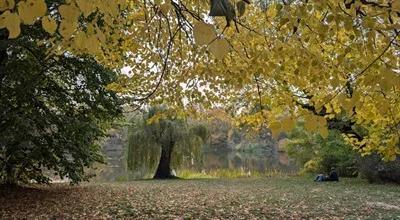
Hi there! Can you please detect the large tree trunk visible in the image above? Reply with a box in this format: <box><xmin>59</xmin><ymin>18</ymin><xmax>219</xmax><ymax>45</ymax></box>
<box><xmin>153</xmin><ymin>142</ymin><xmax>176</xmax><ymax>179</ymax></box>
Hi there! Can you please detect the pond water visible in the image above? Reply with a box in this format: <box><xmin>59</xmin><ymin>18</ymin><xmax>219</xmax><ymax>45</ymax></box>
<box><xmin>95</xmin><ymin>148</ymin><xmax>297</xmax><ymax>182</ymax></box>
<box><xmin>92</xmin><ymin>129</ymin><xmax>298</xmax><ymax>181</ymax></box>
<box><xmin>201</xmin><ymin>150</ymin><xmax>297</xmax><ymax>173</ymax></box>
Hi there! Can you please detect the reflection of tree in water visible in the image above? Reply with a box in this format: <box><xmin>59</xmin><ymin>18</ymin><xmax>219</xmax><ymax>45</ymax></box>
<box><xmin>97</xmin><ymin>111</ymin><xmax>298</xmax><ymax>181</ymax></box>
<box><xmin>95</xmin><ymin>129</ymin><xmax>128</xmax><ymax>181</ymax></box>
<box><xmin>98</xmin><ymin>140</ymin><xmax>296</xmax><ymax>181</ymax></box>
<box><xmin>202</xmin><ymin>148</ymin><xmax>297</xmax><ymax>173</ymax></box>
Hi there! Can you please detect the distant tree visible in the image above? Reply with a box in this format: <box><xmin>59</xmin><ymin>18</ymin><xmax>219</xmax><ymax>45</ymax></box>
<box><xmin>206</xmin><ymin>109</ymin><xmax>234</xmax><ymax>151</ymax></box>
<box><xmin>0</xmin><ymin>26</ymin><xmax>122</xmax><ymax>185</ymax></box>
<box><xmin>127</xmin><ymin>106</ymin><xmax>208</xmax><ymax>179</ymax></box>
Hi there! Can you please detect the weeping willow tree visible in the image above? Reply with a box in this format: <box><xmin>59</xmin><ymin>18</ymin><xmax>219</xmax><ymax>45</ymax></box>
<box><xmin>127</xmin><ymin>106</ymin><xmax>208</xmax><ymax>179</ymax></box>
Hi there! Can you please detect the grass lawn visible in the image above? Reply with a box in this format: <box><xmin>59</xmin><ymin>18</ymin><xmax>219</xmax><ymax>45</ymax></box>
<box><xmin>1</xmin><ymin>177</ymin><xmax>399</xmax><ymax>219</ymax></box>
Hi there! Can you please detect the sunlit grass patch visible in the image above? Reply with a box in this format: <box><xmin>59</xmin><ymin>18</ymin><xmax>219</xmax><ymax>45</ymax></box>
<box><xmin>177</xmin><ymin>168</ymin><xmax>298</xmax><ymax>179</ymax></box>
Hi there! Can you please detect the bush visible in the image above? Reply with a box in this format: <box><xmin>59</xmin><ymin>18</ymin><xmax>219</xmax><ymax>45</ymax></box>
<box><xmin>358</xmin><ymin>154</ymin><xmax>400</xmax><ymax>184</ymax></box>
<box><xmin>286</xmin><ymin>125</ymin><xmax>358</xmax><ymax>177</ymax></box>
<box><xmin>0</xmin><ymin>27</ymin><xmax>121</xmax><ymax>185</ymax></box>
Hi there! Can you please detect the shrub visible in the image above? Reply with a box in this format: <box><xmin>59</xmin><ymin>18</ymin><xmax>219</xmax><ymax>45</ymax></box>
<box><xmin>286</xmin><ymin>125</ymin><xmax>358</xmax><ymax>177</ymax></box>
<box><xmin>358</xmin><ymin>154</ymin><xmax>400</xmax><ymax>184</ymax></box>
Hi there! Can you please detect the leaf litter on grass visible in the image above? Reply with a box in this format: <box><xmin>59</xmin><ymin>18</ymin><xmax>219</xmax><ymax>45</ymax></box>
<box><xmin>1</xmin><ymin>177</ymin><xmax>400</xmax><ymax>219</ymax></box>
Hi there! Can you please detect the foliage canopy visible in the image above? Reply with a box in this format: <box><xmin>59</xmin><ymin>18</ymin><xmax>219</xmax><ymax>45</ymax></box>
<box><xmin>1</xmin><ymin>0</ymin><xmax>399</xmax><ymax>160</ymax></box>
<box><xmin>0</xmin><ymin>25</ymin><xmax>121</xmax><ymax>184</ymax></box>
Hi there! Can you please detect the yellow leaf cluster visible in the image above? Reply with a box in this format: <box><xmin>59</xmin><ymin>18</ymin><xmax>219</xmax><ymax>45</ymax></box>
<box><xmin>0</xmin><ymin>0</ymin><xmax>399</xmax><ymax>160</ymax></box>
<box><xmin>0</xmin><ymin>0</ymin><xmax>14</xmax><ymax>11</ymax></box>
<box><xmin>18</xmin><ymin>0</ymin><xmax>46</xmax><ymax>25</ymax></box>
<box><xmin>41</xmin><ymin>16</ymin><xmax>57</xmax><ymax>34</ymax></box>
<box><xmin>193</xmin><ymin>22</ymin><xmax>216</xmax><ymax>45</ymax></box>
<box><xmin>209</xmin><ymin>38</ymin><xmax>231</xmax><ymax>59</ymax></box>
<box><xmin>0</xmin><ymin>10</ymin><xmax>20</xmax><ymax>38</ymax></box>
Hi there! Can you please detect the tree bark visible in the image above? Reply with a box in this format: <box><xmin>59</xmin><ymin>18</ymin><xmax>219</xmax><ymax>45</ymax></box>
<box><xmin>153</xmin><ymin>142</ymin><xmax>176</xmax><ymax>179</ymax></box>
<box><xmin>0</xmin><ymin>33</ymin><xmax>7</xmax><ymax>98</ymax></box>
<box><xmin>0</xmin><ymin>44</ymin><xmax>6</xmax><ymax>93</ymax></box>
<box><xmin>0</xmin><ymin>35</ymin><xmax>8</xmax><ymax>185</ymax></box>
<box><xmin>294</xmin><ymin>100</ymin><xmax>365</xmax><ymax>142</ymax></box>
<box><xmin>4</xmin><ymin>163</ymin><xmax>15</xmax><ymax>185</ymax></box>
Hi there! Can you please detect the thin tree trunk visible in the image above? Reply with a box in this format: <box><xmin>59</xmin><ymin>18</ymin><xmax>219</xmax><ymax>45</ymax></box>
<box><xmin>0</xmin><ymin>37</ymin><xmax>8</xmax><ymax>185</ymax></box>
<box><xmin>4</xmin><ymin>163</ymin><xmax>15</xmax><ymax>185</ymax></box>
<box><xmin>0</xmin><ymin>45</ymin><xmax>6</xmax><ymax>96</ymax></box>
<box><xmin>153</xmin><ymin>142</ymin><xmax>176</xmax><ymax>179</ymax></box>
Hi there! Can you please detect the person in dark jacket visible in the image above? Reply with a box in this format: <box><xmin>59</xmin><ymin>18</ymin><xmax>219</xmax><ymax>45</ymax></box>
<box><xmin>326</xmin><ymin>167</ymin><xmax>339</xmax><ymax>181</ymax></box>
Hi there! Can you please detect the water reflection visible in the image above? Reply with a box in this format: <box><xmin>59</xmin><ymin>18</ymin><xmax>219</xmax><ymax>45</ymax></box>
<box><xmin>95</xmin><ymin>148</ymin><xmax>297</xmax><ymax>182</ymax></box>
<box><xmin>201</xmin><ymin>150</ymin><xmax>296</xmax><ymax>173</ymax></box>
<box><xmin>94</xmin><ymin>129</ymin><xmax>298</xmax><ymax>181</ymax></box>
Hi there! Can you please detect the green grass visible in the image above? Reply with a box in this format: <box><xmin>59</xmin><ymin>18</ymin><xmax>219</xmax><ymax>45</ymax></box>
<box><xmin>1</xmin><ymin>177</ymin><xmax>399</xmax><ymax>219</ymax></box>
<box><xmin>177</xmin><ymin>168</ymin><xmax>297</xmax><ymax>179</ymax></box>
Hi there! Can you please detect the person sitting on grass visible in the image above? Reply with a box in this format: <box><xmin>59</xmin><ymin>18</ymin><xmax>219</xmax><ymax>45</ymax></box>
<box><xmin>327</xmin><ymin>167</ymin><xmax>339</xmax><ymax>181</ymax></box>
<box><xmin>314</xmin><ymin>167</ymin><xmax>339</xmax><ymax>182</ymax></box>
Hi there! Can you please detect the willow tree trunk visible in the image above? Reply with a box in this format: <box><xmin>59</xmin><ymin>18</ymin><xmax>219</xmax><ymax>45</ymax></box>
<box><xmin>153</xmin><ymin>142</ymin><xmax>175</xmax><ymax>179</ymax></box>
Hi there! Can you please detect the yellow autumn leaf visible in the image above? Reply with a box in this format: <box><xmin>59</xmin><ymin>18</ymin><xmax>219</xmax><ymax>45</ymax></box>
<box><xmin>41</xmin><ymin>16</ymin><xmax>57</xmax><ymax>34</ymax></box>
<box><xmin>0</xmin><ymin>1</ymin><xmax>5</xmax><ymax>11</ymax></box>
<box><xmin>33</xmin><ymin>0</ymin><xmax>47</xmax><ymax>15</ymax></box>
<box><xmin>154</xmin><ymin>0</ymin><xmax>161</xmax><ymax>6</ymax></box>
<box><xmin>105</xmin><ymin>82</ymin><xmax>124</xmax><ymax>92</ymax></box>
<box><xmin>73</xmin><ymin>31</ymin><xmax>86</xmax><ymax>50</ymax></box>
<box><xmin>0</xmin><ymin>0</ymin><xmax>14</xmax><ymax>11</ymax></box>
<box><xmin>209</xmin><ymin>38</ymin><xmax>231</xmax><ymax>59</ymax></box>
<box><xmin>393</xmin><ymin>1</ymin><xmax>400</xmax><ymax>11</ymax></box>
<box><xmin>281</xmin><ymin>117</ymin><xmax>295</xmax><ymax>132</ymax></box>
<box><xmin>96</xmin><ymin>29</ymin><xmax>106</xmax><ymax>44</ymax></box>
<box><xmin>319</xmin><ymin>126</ymin><xmax>329</xmax><ymax>139</ymax></box>
<box><xmin>304</xmin><ymin>114</ymin><xmax>318</xmax><ymax>132</ymax></box>
<box><xmin>316</xmin><ymin>116</ymin><xmax>327</xmax><ymax>128</ymax></box>
<box><xmin>58</xmin><ymin>20</ymin><xmax>77</xmax><ymax>38</ymax></box>
<box><xmin>130</xmin><ymin>11</ymin><xmax>145</xmax><ymax>22</ymax></box>
<box><xmin>4</xmin><ymin>11</ymin><xmax>20</xmax><ymax>38</ymax></box>
<box><xmin>86</xmin><ymin>34</ymin><xmax>101</xmax><ymax>54</ymax></box>
<box><xmin>76</xmin><ymin>0</ymin><xmax>95</xmax><ymax>18</ymax></box>
<box><xmin>0</xmin><ymin>10</ymin><xmax>10</xmax><ymax>28</ymax></box>
<box><xmin>97</xmin><ymin>1</ymin><xmax>118</xmax><ymax>17</ymax></box>
<box><xmin>59</xmin><ymin>3</ymin><xmax>81</xmax><ymax>22</ymax></box>
<box><xmin>0</xmin><ymin>10</ymin><xmax>19</xmax><ymax>38</ymax></box>
<box><xmin>266</xmin><ymin>4</ymin><xmax>277</xmax><ymax>18</ymax></box>
<box><xmin>159</xmin><ymin>3</ymin><xmax>171</xmax><ymax>16</ymax></box>
<box><xmin>17</xmin><ymin>1</ymin><xmax>35</xmax><ymax>25</ymax></box>
<box><xmin>17</xmin><ymin>0</ymin><xmax>46</xmax><ymax>25</ymax></box>
<box><xmin>193</xmin><ymin>22</ymin><xmax>216</xmax><ymax>46</ymax></box>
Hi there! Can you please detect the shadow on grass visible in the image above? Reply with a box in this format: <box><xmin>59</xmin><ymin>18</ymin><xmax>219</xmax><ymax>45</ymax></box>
<box><xmin>0</xmin><ymin>182</ymin><xmax>87</xmax><ymax>202</ymax></box>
